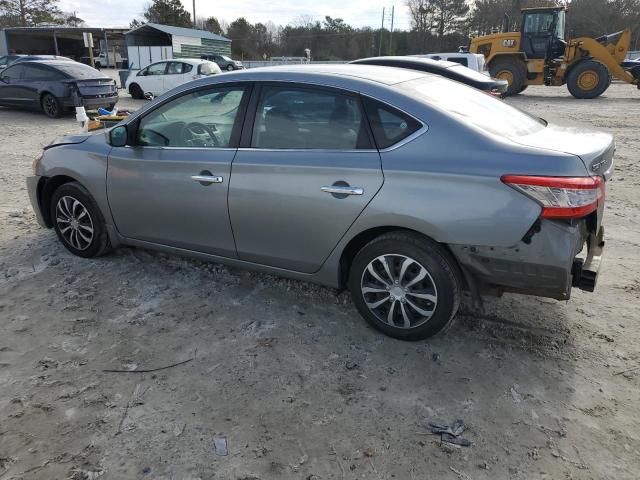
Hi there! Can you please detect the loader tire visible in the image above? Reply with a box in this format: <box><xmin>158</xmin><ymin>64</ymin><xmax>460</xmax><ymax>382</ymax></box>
<box><xmin>567</xmin><ymin>60</ymin><xmax>610</xmax><ymax>99</ymax></box>
<box><xmin>489</xmin><ymin>57</ymin><xmax>526</xmax><ymax>96</ymax></box>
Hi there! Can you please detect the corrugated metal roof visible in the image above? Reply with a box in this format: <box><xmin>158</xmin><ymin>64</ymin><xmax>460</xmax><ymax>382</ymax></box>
<box><xmin>126</xmin><ymin>23</ymin><xmax>230</xmax><ymax>42</ymax></box>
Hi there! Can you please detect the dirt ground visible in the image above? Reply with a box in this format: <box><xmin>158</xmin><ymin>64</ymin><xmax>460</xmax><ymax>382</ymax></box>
<box><xmin>1</xmin><ymin>80</ymin><xmax>639</xmax><ymax>480</ymax></box>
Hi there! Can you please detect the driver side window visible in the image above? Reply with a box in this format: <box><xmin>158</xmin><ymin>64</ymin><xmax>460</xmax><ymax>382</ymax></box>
<box><xmin>137</xmin><ymin>86</ymin><xmax>246</xmax><ymax>148</ymax></box>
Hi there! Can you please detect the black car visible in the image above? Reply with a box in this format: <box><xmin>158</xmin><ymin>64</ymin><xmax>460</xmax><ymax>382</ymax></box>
<box><xmin>200</xmin><ymin>53</ymin><xmax>244</xmax><ymax>71</ymax></box>
<box><xmin>0</xmin><ymin>60</ymin><xmax>118</xmax><ymax>118</ymax></box>
<box><xmin>350</xmin><ymin>56</ymin><xmax>508</xmax><ymax>95</ymax></box>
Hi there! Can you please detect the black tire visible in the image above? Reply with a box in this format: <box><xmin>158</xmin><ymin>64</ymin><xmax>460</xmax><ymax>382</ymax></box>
<box><xmin>129</xmin><ymin>83</ymin><xmax>143</xmax><ymax>99</ymax></box>
<box><xmin>226</xmin><ymin>64</ymin><xmax>234</xmax><ymax>71</ymax></box>
<box><xmin>94</xmin><ymin>62</ymin><xmax>101</xmax><ymax>70</ymax></box>
<box><xmin>41</xmin><ymin>93</ymin><xmax>63</xmax><ymax>118</ymax></box>
<box><xmin>516</xmin><ymin>84</ymin><xmax>528</xmax><ymax>94</ymax></box>
<box><xmin>566</xmin><ymin>59</ymin><xmax>610</xmax><ymax>99</ymax></box>
<box><xmin>489</xmin><ymin>57</ymin><xmax>527</xmax><ymax>96</ymax></box>
<box><xmin>348</xmin><ymin>232</ymin><xmax>461</xmax><ymax>341</ymax></box>
<box><xmin>50</xmin><ymin>182</ymin><xmax>112</xmax><ymax>258</ymax></box>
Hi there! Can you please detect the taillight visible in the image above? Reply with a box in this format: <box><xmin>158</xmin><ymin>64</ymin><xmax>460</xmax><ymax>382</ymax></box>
<box><xmin>501</xmin><ymin>175</ymin><xmax>605</xmax><ymax>219</ymax></box>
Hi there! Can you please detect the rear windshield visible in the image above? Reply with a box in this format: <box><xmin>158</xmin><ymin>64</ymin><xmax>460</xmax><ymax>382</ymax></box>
<box><xmin>198</xmin><ymin>62</ymin><xmax>218</xmax><ymax>75</ymax></box>
<box><xmin>447</xmin><ymin>64</ymin><xmax>491</xmax><ymax>81</ymax></box>
<box><xmin>52</xmin><ymin>63</ymin><xmax>109</xmax><ymax>79</ymax></box>
<box><xmin>399</xmin><ymin>76</ymin><xmax>546</xmax><ymax>137</ymax></box>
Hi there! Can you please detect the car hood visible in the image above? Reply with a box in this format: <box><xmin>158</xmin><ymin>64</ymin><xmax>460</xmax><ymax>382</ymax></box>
<box><xmin>512</xmin><ymin>124</ymin><xmax>615</xmax><ymax>178</ymax></box>
<box><xmin>44</xmin><ymin>133</ymin><xmax>95</xmax><ymax>150</ymax></box>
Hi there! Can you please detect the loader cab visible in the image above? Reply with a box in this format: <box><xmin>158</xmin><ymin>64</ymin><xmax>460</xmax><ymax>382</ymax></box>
<box><xmin>521</xmin><ymin>7</ymin><xmax>566</xmax><ymax>60</ymax></box>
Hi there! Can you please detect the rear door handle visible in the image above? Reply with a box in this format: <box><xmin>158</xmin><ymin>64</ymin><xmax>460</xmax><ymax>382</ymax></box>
<box><xmin>321</xmin><ymin>185</ymin><xmax>364</xmax><ymax>195</ymax></box>
<box><xmin>192</xmin><ymin>174</ymin><xmax>223</xmax><ymax>184</ymax></box>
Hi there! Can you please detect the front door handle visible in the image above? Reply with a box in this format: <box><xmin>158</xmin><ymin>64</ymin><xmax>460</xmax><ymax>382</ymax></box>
<box><xmin>192</xmin><ymin>173</ymin><xmax>223</xmax><ymax>185</ymax></box>
<box><xmin>321</xmin><ymin>185</ymin><xmax>364</xmax><ymax>196</ymax></box>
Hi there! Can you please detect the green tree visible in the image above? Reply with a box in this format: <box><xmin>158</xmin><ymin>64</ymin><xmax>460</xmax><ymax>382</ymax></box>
<box><xmin>227</xmin><ymin>17</ymin><xmax>255</xmax><ymax>58</ymax></box>
<box><xmin>59</xmin><ymin>12</ymin><xmax>85</xmax><ymax>27</ymax></box>
<box><xmin>203</xmin><ymin>16</ymin><xmax>224</xmax><ymax>35</ymax></box>
<box><xmin>143</xmin><ymin>0</ymin><xmax>192</xmax><ymax>28</ymax></box>
<box><xmin>129</xmin><ymin>18</ymin><xmax>144</xmax><ymax>29</ymax></box>
<box><xmin>0</xmin><ymin>0</ymin><xmax>62</xmax><ymax>26</ymax></box>
<box><xmin>409</xmin><ymin>0</ymin><xmax>470</xmax><ymax>49</ymax></box>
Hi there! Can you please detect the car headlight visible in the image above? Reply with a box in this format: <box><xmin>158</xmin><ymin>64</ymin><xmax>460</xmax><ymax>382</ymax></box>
<box><xmin>32</xmin><ymin>152</ymin><xmax>43</xmax><ymax>175</ymax></box>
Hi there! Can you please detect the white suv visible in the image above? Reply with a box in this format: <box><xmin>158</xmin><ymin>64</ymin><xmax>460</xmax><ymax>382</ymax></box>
<box><xmin>411</xmin><ymin>53</ymin><xmax>487</xmax><ymax>74</ymax></box>
<box><xmin>125</xmin><ymin>59</ymin><xmax>222</xmax><ymax>99</ymax></box>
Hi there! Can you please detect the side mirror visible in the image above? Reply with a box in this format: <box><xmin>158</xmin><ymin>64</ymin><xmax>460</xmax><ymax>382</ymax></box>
<box><xmin>109</xmin><ymin>125</ymin><xmax>128</xmax><ymax>147</ymax></box>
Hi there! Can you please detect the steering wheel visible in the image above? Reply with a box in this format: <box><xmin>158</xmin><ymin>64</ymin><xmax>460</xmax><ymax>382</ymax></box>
<box><xmin>181</xmin><ymin>122</ymin><xmax>220</xmax><ymax>147</ymax></box>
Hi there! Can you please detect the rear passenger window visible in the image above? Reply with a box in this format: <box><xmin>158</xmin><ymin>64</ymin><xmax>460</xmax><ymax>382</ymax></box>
<box><xmin>251</xmin><ymin>86</ymin><xmax>372</xmax><ymax>150</ymax></box>
<box><xmin>23</xmin><ymin>65</ymin><xmax>60</xmax><ymax>80</ymax></box>
<box><xmin>363</xmin><ymin>98</ymin><xmax>422</xmax><ymax>149</ymax></box>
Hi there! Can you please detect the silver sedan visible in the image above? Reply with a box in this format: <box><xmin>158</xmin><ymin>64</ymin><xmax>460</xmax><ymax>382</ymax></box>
<box><xmin>27</xmin><ymin>65</ymin><xmax>613</xmax><ymax>340</ymax></box>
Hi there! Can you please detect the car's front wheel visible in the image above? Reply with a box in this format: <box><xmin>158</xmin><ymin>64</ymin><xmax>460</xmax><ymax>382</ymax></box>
<box><xmin>348</xmin><ymin>232</ymin><xmax>461</xmax><ymax>340</ymax></box>
<box><xmin>50</xmin><ymin>182</ymin><xmax>112</xmax><ymax>258</ymax></box>
<box><xmin>226</xmin><ymin>64</ymin><xmax>234</xmax><ymax>71</ymax></box>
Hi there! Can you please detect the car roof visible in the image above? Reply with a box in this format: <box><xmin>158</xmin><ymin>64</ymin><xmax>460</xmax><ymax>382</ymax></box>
<box><xmin>352</xmin><ymin>56</ymin><xmax>460</xmax><ymax>69</ymax></box>
<box><xmin>218</xmin><ymin>64</ymin><xmax>428</xmax><ymax>86</ymax></box>
<box><xmin>17</xmin><ymin>60</ymin><xmax>76</xmax><ymax>66</ymax></box>
<box><xmin>180</xmin><ymin>58</ymin><xmax>214</xmax><ymax>64</ymax></box>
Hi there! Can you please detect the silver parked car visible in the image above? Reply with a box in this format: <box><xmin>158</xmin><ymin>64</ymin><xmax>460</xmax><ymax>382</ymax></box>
<box><xmin>27</xmin><ymin>65</ymin><xmax>612</xmax><ymax>340</ymax></box>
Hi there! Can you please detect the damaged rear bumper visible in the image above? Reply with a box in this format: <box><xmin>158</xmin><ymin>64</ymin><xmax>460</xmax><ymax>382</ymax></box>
<box><xmin>450</xmin><ymin>219</ymin><xmax>603</xmax><ymax>300</ymax></box>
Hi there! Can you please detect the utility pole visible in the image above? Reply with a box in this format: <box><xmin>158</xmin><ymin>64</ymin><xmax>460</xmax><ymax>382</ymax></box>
<box><xmin>389</xmin><ymin>5</ymin><xmax>395</xmax><ymax>54</ymax></box>
<box><xmin>379</xmin><ymin>7</ymin><xmax>385</xmax><ymax>56</ymax></box>
<box><xmin>192</xmin><ymin>0</ymin><xmax>196</xmax><ymax>27</ymax></box>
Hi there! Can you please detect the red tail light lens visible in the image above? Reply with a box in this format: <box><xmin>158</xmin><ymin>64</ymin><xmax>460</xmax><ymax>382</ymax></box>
<box><xmin>501</xmin><ymin>175</ymin><xmax>605</xmax><ymax>219</ymax></box>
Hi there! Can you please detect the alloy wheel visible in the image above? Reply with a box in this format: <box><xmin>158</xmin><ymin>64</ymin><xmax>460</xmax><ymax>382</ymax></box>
<box><xmin>43</xmin><ymin>95</ymin><xmax>58</xmax><ymax>117</ymax></box>
<box><xmin>55</xmin><ymin>196</ymin><xmax>94</xmax><ymax>251</ymax></box>
<box><xmin>360</xmin><ymin>254</ymin><xmax>438</xmax><ymax>329</ymax></box>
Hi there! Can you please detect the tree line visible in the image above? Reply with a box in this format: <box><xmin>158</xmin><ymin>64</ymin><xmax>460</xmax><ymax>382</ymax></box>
<box><xmin>3</xmin><ymin>0</ymin><xmax>640</xmax><ymax>59</ymax></box>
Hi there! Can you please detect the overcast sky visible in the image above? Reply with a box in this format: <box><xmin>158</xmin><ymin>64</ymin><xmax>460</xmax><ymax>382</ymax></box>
<box><xmin>58</xmin><ymin>0</ymin><xmax>413</xmax><ymax>31</ymax></box>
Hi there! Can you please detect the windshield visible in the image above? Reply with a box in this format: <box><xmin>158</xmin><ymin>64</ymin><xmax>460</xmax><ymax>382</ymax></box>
<box><xmin>53</xmin><ymin>62</ymin><xmax>109</xmax><ymax>79</ymax></box>
<box><xmin>220</xmin><ymin>55</ymin><xmax>232</xmax><ymax>62</ymax></box>
<box><xmin>0</xmin><ymin>55</ymin><xmax>19</xmax><ymax>66</ymax></box>
<box><xmin>399</xmin><ymin>77</ymin><xmax>546</xmax><ymax>137</ymax></box>
<box><xmin>524</xmin><ymin>13</ymin><xmax>556</xmax><ymax>34</ymax></box>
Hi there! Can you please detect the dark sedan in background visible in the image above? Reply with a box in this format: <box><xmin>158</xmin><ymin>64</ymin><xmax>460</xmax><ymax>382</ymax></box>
<box><xmin>351</xmin><ymin>56</ymin><xmax>508</xmax><ymax>95</ymax></box>
<box><xmin>200</xmin><ymin>53</ymin><xmax>244</xmax><ymax>71</ymax></box>
<box><xmin>0</xmin><ymin>60</ymin><xmax>118</xmax><ymax>117</ymax></box>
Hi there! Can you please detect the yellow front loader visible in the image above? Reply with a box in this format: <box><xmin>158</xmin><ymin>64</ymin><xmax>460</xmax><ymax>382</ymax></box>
<box><xmin>470</xmin><ymin>6</ymin><xmax>640</xmax><ymax>98</ymax></box>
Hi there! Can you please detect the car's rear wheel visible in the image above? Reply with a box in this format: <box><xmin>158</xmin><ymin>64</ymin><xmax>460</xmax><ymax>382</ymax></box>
<box><xmin>489</xmin><ymin>57</ymin><xmax>526</xmax><ymax>96</ymax></box>
<box><xmin>41</xmin><ymin>93</ymin><xmax>63</xmax><ymax>118</ymax></box>
<box><xmin>226</xmin><ymin>64</ymin><xmax>234</xmax><ymax>71</ymax></box>
<box><xmin>129</xmin><ymin>83</ymin><xmax>144</xmax><ymax>99</ymax></box>
<box><xmin>348</xmin><ymin>232</ymin><xmax>461</xmax><ymax>340</ymax></box>
<box><xmin>50</xmin><ymin>182</ymin><xmax>112</xmax><ymax>258</ymax></box>
<box><xmin>566</xmin><ymin>59</ymin><xmax>610</xmax><ymax>99</ymax></box>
